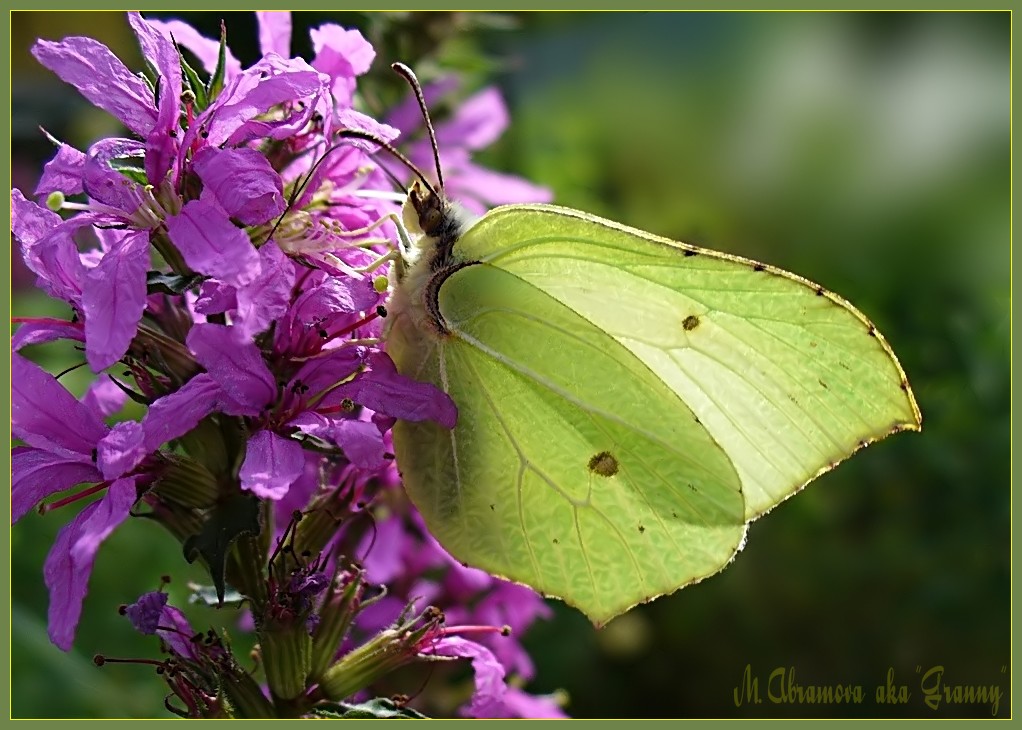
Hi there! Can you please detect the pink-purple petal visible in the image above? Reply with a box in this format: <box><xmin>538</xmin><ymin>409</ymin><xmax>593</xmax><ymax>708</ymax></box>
<box><xmin>495</xmin><ymin>688</ymin><xmax>569</xmax><ymax>719</ymax></box>
<box><xmin>329</xmin><ymin>352</ymin><xmax>457</xmax><ymax>429</ymax></box>
<box><xmin>329</xmin><ymin>419</ymin><xmax>386</xmax><ymax>470</ymax></box>
<box><xmin>198</xmin><ymin>55</ymin><xmax>326</xmax><ymax>149</ymax></box>
<box><xmin>82</xmin><ymin>138</ymin><xmax>147</xmax><ymax>211</ymax></box>
<box><xmin>44</xmin><ymin>477</ymin><xmax>137</xmax><ymax>650</ymax></box>
<box><xmin>12</xmin><ymin>318</ymin><xmax>85</xmax><ymax>351</ymax></box>
<box><xmin>97</xmin><ymin>421</ymin><xmax>147</xmax><ymax>480</ymax></box>
<box><xmin>186</xmin><ymin>325</ymin><xmax>277</xmax><ymax>415</ymax></box>
<box><xmin>193</xmin><ymin>280</ymin><xmax>237</xmax><ymax>315</ymax></box>
<box><xmin>11</xmin><ymin>189</ymin><xmax>86</xmax><ymax>303</ymax></box>
<box><xmin>158</xmin><ymin>604</ymin><xmax>201</xmax><ymax>660</ymax></box>
<box><xmin>146</xmin><ymin>18</ymin><xmax>242</xmax><ymax>79</ymax></box>
<box><xmin>447</xmin><ymin>157</ymin><xmax>554</xmax><ymax>211</ymax></box>
<box><xmin>125</xmin><ymin>590</ymin><xmax>168</xmax><ymax>634</ymax></box>
<box><xmin>12</xmin><ymin>353</ymin><xmax>108</xmax><ymax>456</ymax></box>
<box><xmin>128</xmin><ymin>12</ymin><xmax>183</xmax><ymax>184</ymax></box>
<box><xmin>425</xmin><ymin>636</ymin><xmax>506</xmax><ymax>718</ymax></box>
<box><xmin>165</xmin><ymin>195</ymin><xmax>262</xmax><ymax>287</ymax></box>
<box><xmin>192</xmin><ymin>146</ymin><xmax>285</xmax><ymax>226</ymax></box>
<box><xmin>12</xmin><ymin>447</ymin><xmax>100</xmax><ymax>524</ymax></box>
<box><xmin>234</xmin><ymin>242</ymin><xmax>295</xmax><ymax>338</ymax></box>
<box><xmin>82</xmin><ymin>230</ymin><xmax>149</xmax><ymax>371</ymax></box>
<box><xmin>80</xmin><ymin>377</ymin><xmax>127</xmax><ymax>420</ymax></box>
<box><xmin>435</xmin><ymin>86</ymin><xmax>508</xmax><ymax>151</ymax></box>
<box><xmin>35</xmin><ymin>142</ymin><xmax>86</xmax><ymax>197</ymax></box>
<box><xmin>310</xmin><ymin>24</ymin><xmax>374</xmax><ymax>106</ymax></box>
<box><xmin>140</xmin><ymin>374</ymin><xmax>221</xmax><ymax>453</ymax></box>
<box><xmin>257</xmin><ymin>11</ymin><xmax>292</xmax><ymax>58</ymax></box>
<box><xmin>290</xmin><ymin>347</ymin><xmax>364</xmax><ymax>397</ymax></box>
<box><xmin>32</xmin><ymin>37</ymin><xmax>157</xmax><ymax>136</ymax></box>
<box><xmin>239</xmin><ymin>430</ymin><xmax>305</xmax><ymax>500</ymax></box>
<box><xmin>358</xmin><ymin>516</ymin><xmax>409</xmax><ymax>584</ymax></box>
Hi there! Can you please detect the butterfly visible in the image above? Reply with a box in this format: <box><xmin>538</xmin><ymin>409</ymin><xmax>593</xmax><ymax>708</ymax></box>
<box><xmin>368</xmin><ymin>65</ymin><xmax>921</xmax><ymax>626</ymax></box>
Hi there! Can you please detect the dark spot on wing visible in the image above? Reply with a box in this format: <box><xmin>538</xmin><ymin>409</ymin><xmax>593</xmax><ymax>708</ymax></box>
<box><xmin>753</xmin><ymin>264</ymin><xmax>766</xmax><ymax>272</ymax></box>
<box><xmin>587</xmin><ymin>451</ymin><xmax>619</xmax><ymax>477</ymax></box>
<box><xmin>684</xmin><ymin>249</ymin><xmax>698</xmax><ymax>257</ymax></box>
<box><xmin>818</xmin><ymin>379</ymin><xmax>829</xmax><ymax>390</ymax></box>
<box><xmin>867</xmin><ymin>326</ymin><xmax>877</xmax><ymax>337</ymax></box>
<box><xmin>638</xmin><ymin>524</ymin><xmax>646</xmax><ymax>534</ymax></box>
<box><xmin>682</xmin><ymin>315</ymin><xmax>700</xmax><ymax>331</ymax></box>
<box><xmin>900</xmin><ymin>381</ymin><xmax>909</xmax><ymax>391</ymax></box>
<box><xmin>816</xmin><ymin>287</ymin><xmax>825</xmax><ymax>296</ymax></box>
<box><xmin>553</xmin><ymin>538</ymin><xmax>559</xmax><ymax>545</ymax></box>
<box><xmin>489</xmin><ymin>503</ymin><xmax>495</xmax><ymax>511</ymax></box>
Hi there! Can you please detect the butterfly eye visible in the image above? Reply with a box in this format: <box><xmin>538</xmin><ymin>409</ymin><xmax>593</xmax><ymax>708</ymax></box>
<box><xmin>421</xmin><ymin>207</ymin><xmax>442</xmax><ymax>235</ymax></box>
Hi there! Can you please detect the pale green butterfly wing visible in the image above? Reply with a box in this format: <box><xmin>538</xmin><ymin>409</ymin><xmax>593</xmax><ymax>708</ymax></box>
<box><xmin>448</xmin><ymin>205</ymin><xmax>921</xmax><ymax>520</ymax></box>
<box><xmin>388</xmin><ymin>262</ymin><xmax>747</xmax><ymax>625</ymax></box>
<box><xmin>388</xmin><ymin>203</ymin><xmax>920</xmax><ymax>625</ymax></box>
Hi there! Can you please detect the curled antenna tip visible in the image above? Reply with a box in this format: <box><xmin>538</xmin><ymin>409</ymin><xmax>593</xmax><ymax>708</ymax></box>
<box><xmin>391</xmin><ymin>62</ymin><xmax>444</xmax><ymax>192</ymax></box>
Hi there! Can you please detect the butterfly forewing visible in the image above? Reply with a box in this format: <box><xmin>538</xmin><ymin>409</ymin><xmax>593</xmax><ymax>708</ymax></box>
<box><xmin>453</xmin><ymin>205</ymin><xmax>922</xmax><ymax>519</ymax></box>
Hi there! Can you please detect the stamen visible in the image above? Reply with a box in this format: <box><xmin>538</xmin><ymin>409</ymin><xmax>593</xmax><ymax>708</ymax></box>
<box><xmin>42</xmin><ymin>482</ymin><xmax>110</xmax><ymax>513</ymax></box>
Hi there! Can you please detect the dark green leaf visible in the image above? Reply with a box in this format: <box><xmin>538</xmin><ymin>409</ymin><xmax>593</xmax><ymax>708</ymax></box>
<box><xmin>206</xmin><ymin>21</ymin><xmax>228</xmax><ymax>103</ymax></box>
<box><xmin>179</xmin><ymin>51</ymin><xmax>209</xmax><ymax>111</ymax></box>
<box><xmin>182</xmin><ymin>494</ymin><xmax>261</xmax><ymax>604</ymax></box>
<box><xmin>146</xmin><ymin>271</ymin><xmax>205</xmax><ymax>295</ymax></box>
<box><xmin>108</xmin><ymin>156</ymin><xmax>149</xmax><ymax>187</ymax></box>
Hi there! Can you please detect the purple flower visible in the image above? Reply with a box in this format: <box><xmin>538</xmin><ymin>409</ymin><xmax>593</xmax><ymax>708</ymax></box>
<box><xmin>12</xmin><ymin>354</ymin><xmax>223</xmax><ymax>649</ymax></box>
<box><xmin>420</xmin><ymin>634</ymin><xmax>568</xmax><ymax>718</ymax></box>
<box><xmin>184</xmin><ymin>321</ymin><xmax>455</xmax><ymax>500</ymax></box>
<box><xmin>45</xmin><ymin>478</ymin><xmax>138</xmax><ymax>650</ymax></box>
<box><xmin>425</xmin><ymin>636</ymin><xmax>507</xmax><ymax>717</ymax></box>
<box><xmin>191</xmin><ymin>146</ymin><xmax>285</xmax><ymax>226</ymax></box>
<box><xmin>125</xmin><ymin>591</ymin><xmax>218</xmax><ymax>664</ymax></box>
<box><xmin>125</xmin><ymin>591</ymin><xmax>169</xmax><ymax>635</ymax></box>
<box><xmin>15</xmin><ymin>9</ymin><xmax>563</xmax><ymax>716</ymax></box>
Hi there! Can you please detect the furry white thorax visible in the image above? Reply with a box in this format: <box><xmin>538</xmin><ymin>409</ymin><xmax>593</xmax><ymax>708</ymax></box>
<box><xmin>386</xmin><ymin>187</ymin><xmax>476</xmax><ymax>340</ymax></box>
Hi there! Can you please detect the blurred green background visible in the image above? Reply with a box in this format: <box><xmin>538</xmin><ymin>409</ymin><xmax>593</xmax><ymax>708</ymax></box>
<box><xmin>10</xmin><ymin>11</ymin><xmax>1009</xmax><ymax>718</ymax></box>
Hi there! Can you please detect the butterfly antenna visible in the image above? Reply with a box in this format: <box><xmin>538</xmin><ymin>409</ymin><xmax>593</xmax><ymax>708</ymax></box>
<box><xmin>391</xmin><ymin>62</ymin><xmax>445</xmax><ymax>192</ymax></box>
<box><xmin>335</xmin><ymin>129</ymin><xmax>437</xmax><ymax>197</ymax></box>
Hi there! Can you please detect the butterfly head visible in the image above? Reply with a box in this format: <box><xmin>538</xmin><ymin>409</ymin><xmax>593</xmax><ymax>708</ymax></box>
<box><xmin>403</xmin><ymin>180</ymin><xmax>471</xmax><ymax>268</ymax></box>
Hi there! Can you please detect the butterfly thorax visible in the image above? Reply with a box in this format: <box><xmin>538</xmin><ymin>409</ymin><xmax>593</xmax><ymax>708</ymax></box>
<box><xmin>389</xmin><ymin>181</ymin><xmax>476</xmax><ymax>340</ymax></box>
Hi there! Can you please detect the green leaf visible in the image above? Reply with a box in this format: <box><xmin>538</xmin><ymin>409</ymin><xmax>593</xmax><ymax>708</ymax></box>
<box><xmin>187</xmin><ymin>584</ymin><xmax>245</xmax><ymax>607</ymax></box>
<box><xmin>182</xmin><ymin>494</ymin><xmax>261</xmax><ymax>604</ymax></box>
<box><xmin>206</xmin><ymin>21</ymin><xmax>228</xmax><ymax>104</ymax></box>
<box><xmin>146</xmin><ymin>271</ymin><xmax>205</xmax><ymax>296</ymax></box>
<box><xmin>314</xmin><ymin>698</ymin><xmax>429</xmax><ymax>719</ymax></box>
<box><xmin>178</xmin><ymin>50</ymin><xmax>209</xmax><ymax>111</ymax></box>
<box><xmin>108</xmin><ymin>156</ymin><xmax>148</xmax><ymax>187</ymax></box>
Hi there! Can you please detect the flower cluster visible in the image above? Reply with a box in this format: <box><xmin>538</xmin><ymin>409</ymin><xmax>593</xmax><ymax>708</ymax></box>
<box><xmin>12</xmin><ymin>11</ymin><xmax>562</xmax><ymax>718</ymax></box>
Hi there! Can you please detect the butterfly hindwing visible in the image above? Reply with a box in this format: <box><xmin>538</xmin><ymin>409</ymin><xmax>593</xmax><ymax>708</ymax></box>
<box><xmin>392</xmin><ymin>261</ymin><xmax>747</xmax><ymax>624</ymax></box>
